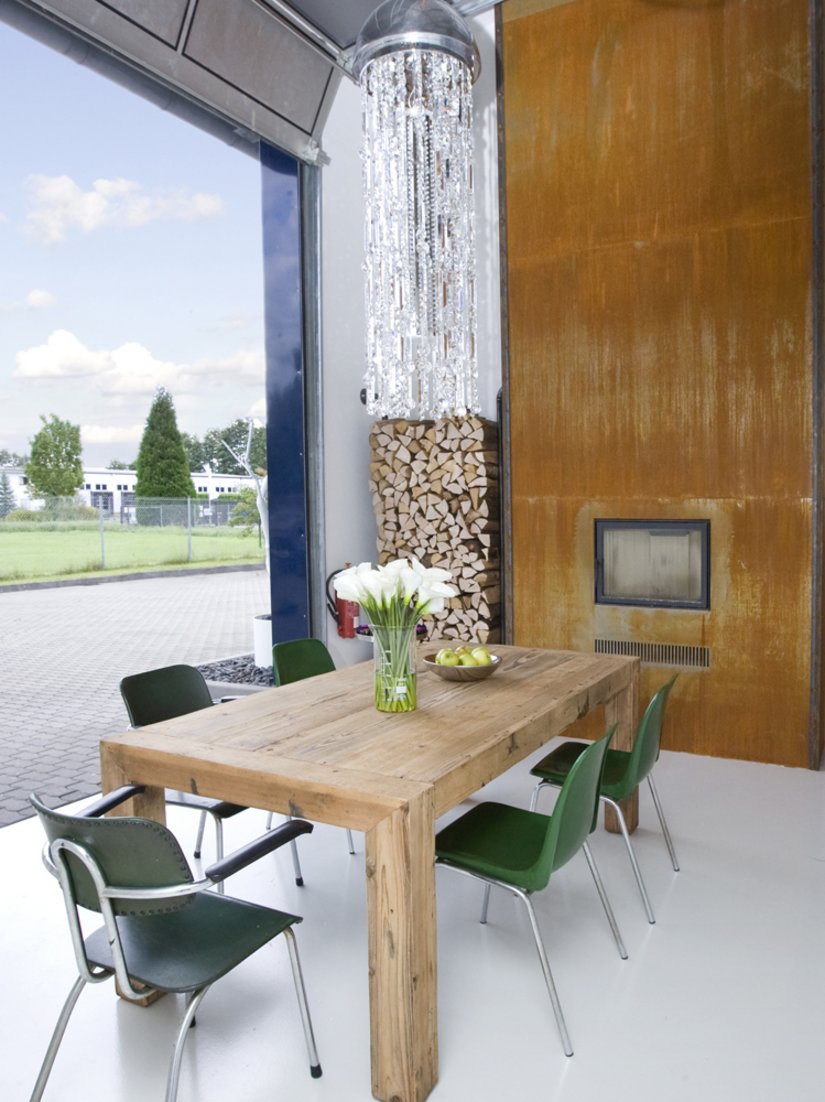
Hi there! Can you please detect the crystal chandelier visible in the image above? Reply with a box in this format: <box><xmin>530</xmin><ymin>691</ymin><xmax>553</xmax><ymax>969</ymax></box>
<box><xmin>353</xmin><ymin>0</ymin><xmax>481</xmax><ymax>421</ymax></box>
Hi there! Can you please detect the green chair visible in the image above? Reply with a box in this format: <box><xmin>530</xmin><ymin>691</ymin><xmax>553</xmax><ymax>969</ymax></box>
<box><xmin>29</xmin><ymin>786</ymin><xmax>321</xmax><ymax>1102</ymax></box>
<box><xmin>119</xmin><ymin>663</ymin><xmax>304</xmax><ymax>889</ymax></box>
<box><xmin>271</xmin><ymin>638</ymin><xmax>357</xmax><ymax>860</ymax></box>
<box><xmin>272</xmin><ymin>636</ymin><xmax>336</xmax><ymax>685</ymax></box>
<box><xmin>435</xmin><ymin>727</ymin><xmax>626</xmax><ymax>1057</ymax></box>
<box><xmin>529</xmin><ymin>675</ymin><xmax>679</xmax><ymax>924</ymax></box>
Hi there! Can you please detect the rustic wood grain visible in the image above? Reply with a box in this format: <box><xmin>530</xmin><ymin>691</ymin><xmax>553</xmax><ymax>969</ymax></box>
<box><xmin>100</xmin><ymin>645</ymin><xmax>637</xmax><ymax>1102</ymax></box>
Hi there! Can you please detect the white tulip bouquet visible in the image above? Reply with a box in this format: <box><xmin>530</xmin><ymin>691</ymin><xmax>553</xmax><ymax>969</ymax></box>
<box><xmin>334</xmin><ymin>557</ymin><xmax>457</xmax><ymax>712</ymax></box>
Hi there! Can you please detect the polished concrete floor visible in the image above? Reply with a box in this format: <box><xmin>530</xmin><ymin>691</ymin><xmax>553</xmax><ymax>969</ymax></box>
<box><xmin>3</xmin><ymin>745</ymin><xmax>823</xmax><ymax>1102</ymax></box>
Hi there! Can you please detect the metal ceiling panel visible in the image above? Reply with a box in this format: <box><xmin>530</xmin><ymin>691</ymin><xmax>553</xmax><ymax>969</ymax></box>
<box><xmin>285</xmin><ymin>0</ymin><xmax>378</xmax><ymax>49</ymax></box>
<box><xmin>1</xmin><ymin>0</ymin><xmax>502</xmax><ymax>161</ymax></box>
<box><xmin>185</xmin><ymin>0</ymin><xmax>333</xmax><ymax>135</ymax></box>
<box><xmin>2</xmin><ymin>0</ymin><xmax>342</xmax><ymax>162</ymax></box>
<box><xmin>98</xmin><ymin>0</ymin><xmax>189</xmax><ymax>47</ymax></box>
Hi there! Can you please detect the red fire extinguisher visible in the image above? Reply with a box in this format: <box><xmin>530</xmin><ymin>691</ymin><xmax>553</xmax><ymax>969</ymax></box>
<box><xmin>326</xmin><ymin>565</ymin><xmax>359</xmax><ymax>639</ymax></box>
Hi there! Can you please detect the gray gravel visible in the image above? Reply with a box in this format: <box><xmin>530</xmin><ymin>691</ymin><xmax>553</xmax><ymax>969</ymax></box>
<box><xmin>197</xmin><ymin>654</ymin><xmax>274</xmax><ymax>686</ymax></box>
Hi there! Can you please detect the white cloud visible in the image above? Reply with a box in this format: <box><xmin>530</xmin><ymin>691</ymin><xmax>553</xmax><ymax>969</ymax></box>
<box><xmin>14</xmin><ymin>329</ymin><xmax>112</xmax><ymax>378</ymax></box>
<box><xmin>0</xmin><ymin>287</ymin><xmax>56</xmax><ymax>315</ymax></box>
<box><xmin>25</xmin><ymin>288</ymin><xmax>56</xmax><ymax>308</ymax></box>
<box><xmin>13</xmin><ymin>329</ymin><xmax>265</xmax><ymax>397</ymax></box>
<box><xmin>81</xmin><ymin>423</ymin><xmax>144</xmax><ymax>445</ymax></box>
<box><xmin>23</xmin><ymin>174</ymin><xmax>224</xmax><ymax>244</ymax></box>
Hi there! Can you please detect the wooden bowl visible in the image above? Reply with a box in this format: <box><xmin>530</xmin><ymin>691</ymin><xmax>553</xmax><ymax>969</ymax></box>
<box><xmin>422</xmin><ymin>653</ymin><xmax>502</xmax><ymax>682</ymax></box>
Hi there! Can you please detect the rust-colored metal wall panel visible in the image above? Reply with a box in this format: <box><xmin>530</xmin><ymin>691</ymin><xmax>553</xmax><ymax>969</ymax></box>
<box><xmin>503</xmin><ymin>0</ymin><xmax>815</xmax><ymax>766</ymax></box>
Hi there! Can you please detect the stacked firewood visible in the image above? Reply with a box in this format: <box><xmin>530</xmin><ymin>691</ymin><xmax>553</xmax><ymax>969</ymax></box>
<box><xmin>369</xmin><ymin>415</ymin><xmax>501</xmax><ymax>643</ymax></box>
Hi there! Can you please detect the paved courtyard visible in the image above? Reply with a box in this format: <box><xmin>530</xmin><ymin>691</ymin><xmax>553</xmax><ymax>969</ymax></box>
<box><xmin>0</xmin><ymin>567</ymin><xmax>270</xmax><ymax>826</ymax></box>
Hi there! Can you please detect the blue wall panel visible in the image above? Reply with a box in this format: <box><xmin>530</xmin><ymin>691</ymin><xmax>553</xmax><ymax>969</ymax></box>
<box><xmin>260</xmin><ymin>142</ymin><xmax>309</xmax><ymax>645</ymax></box>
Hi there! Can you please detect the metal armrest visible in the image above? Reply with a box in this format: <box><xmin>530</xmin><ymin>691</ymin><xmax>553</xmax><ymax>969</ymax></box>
<box><xmin>205</xmin><ymin>819</ymin><xmax>314</xmax><ymax>884</ymax></box>
<box><xmin>77</xmin><ymin>786</ymin><xmax>146</xmax><ymax>819</ymax></box>
<box><xmin>165</xmin><ymin>790</ymin><xmax>246</xmax><ymax>818</ymax></box>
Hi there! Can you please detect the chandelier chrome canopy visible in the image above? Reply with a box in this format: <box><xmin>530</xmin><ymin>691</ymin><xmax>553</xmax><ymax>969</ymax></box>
<box><xmin>354</xmin><ymin>0</ymin><xmax>481</xmax><ymax>421</ymax></box>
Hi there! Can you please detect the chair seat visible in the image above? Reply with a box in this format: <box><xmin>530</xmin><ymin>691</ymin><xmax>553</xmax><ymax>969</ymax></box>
<box><xmin>531</xmin><ymin>742</ymin><xmax>633</xmax><ymax>801</ymax></box>
<box><xmin>85</xmin><ymin>892</ymin><xmax>301</xmax><ymax>993</ymax></box>
<box><xmin>436</xmin><ymin>802</ymin><xmax>552</xmax><ymax>893</ymax></box>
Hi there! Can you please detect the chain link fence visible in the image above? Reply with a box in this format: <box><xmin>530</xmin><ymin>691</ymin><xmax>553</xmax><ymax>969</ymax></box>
<box><xmin>0</xmin><ymin>496</ymin><xmax>264</xmax><ymax>583</ymax></box>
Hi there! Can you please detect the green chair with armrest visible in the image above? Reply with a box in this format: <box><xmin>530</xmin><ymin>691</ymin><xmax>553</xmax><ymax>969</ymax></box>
<box><xmin>119</xmin><ymin>663</ymin><xmax>304</xmax><ymax>889</ymax></box>
<box><xmin>529</xmin><ymin>675</ymin><xmax>679</xmax><ymax>924</ymax></box>
<box><xmin>271</xmin><ymin>638</ymin><xmax>357</xmax><ymax>860</ymax></box>
<box><xmin>435</xmin><ymin>726</ymin><xmax>626</xmax><ymax>1057</ymax></box>
<box><xmin>28</xmin><ymin>786</ymin><xmax>321</xmax><ymax>1102</ymax></box>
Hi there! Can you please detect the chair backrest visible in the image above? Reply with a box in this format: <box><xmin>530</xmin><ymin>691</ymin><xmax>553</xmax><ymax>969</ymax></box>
<box><xmin>272</xmin><ymin>638</ymin><xmax>336</xmax><ymax>686</ymax></box>
<box><xmin>538</xmin><ymin>726</ymin><xmax>616</xmax><ymax>882</ymax></box>
<box><xmin>119</xmin><ymin>663</ymin><xmax>215</xmax><ymax>727</ymax></box>
<box><xmin>31</xmin><ymin>793</ymin><xmax>194</xmax><ymax>917</ymax></box>
<box><xmin>623</xmin><ymin>675</ymin><xmax>678</xmax><ymax>791</ymax></box>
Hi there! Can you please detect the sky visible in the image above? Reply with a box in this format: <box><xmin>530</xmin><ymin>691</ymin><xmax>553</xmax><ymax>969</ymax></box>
<box><xmin>0</xmin><ymin>22</ymin><xmax>268</xmax><ymax>468</ymax></box>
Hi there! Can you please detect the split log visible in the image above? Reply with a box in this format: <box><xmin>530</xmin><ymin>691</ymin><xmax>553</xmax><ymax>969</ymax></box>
<box><xmin>369</xmin><ymin>415</ymin><xmax>501</xmax><ymax>643</ymax></box>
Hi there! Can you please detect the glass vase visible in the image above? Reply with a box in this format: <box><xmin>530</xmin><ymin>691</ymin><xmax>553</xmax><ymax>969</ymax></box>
<box><xmin>372</xmin><ymin>628</ymin><xmax>417</xmax><ymax>713</ymax></box>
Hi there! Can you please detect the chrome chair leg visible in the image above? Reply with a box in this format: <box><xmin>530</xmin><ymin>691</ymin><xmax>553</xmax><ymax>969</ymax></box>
<box><xmin>165</xmin><ymin>985</ymin><xmax>210</xmax><ymax>1102</ymax></box>
<box><xmin>269</xmin><ymin>814</ymin><xmax>353</xmax><ymax>864</ymax></box>
<box><xmin>479</xmin><ymin>882</ymin><xmax>492</xmax><ymax>924</ymax></box>
<box><xmin>601</xmin><ymin>795</ymin><xmax>656</xmax><ymax>924</ymax></box>
<box><xmin>290</xmin><ymin>838</ymin><xmax>304</xmax><ymax>886</ymax></box>
<box><xmin>266</xmin><ymin>813</ymin><xmax>304</xmax><ymax>886</ymax></box>
<box><xmin>30</xmin><ymin>975</ymin><xmax>87</xmax><ymax>1102</ymax></box>
<box><xmin>193</xmin><ymin>810</ymin><xmax>209</xmax><ymax>859</ymax></box>
<box><xmin>283</xmin><ymin>928</ymin><xmax>323</xmax><ymax>1078</ymax></box>
<box><xmin>438</xmin><ymin>864</ymin><xmax>573</xmax><ymax>1056</ymax></box>
<box><xmin>529</xmin><ymin>779</ymin><xmax>546</xmax><ymax>813</ymax></box>
<box><xmin>212</xmin><ymin>816</ymin><xmax>226</xmax><ymax>895</ymax></box>
<box><xmin>581</xmin><ymin>840</ymin><xmax>627</xmax><ymax>959</ymax></box>
<box><xmin>647</xmin><ymin>775</ymin><xmax>680</xmax><ymax>871</ymax></box>
<box><xmin>518</xmin><ymin>889</ymin><xmax>574</xmax><ymax>1057</ymax></box>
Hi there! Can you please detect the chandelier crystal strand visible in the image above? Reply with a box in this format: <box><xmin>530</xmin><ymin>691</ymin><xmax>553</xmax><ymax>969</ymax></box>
<box><xmin>359</xmin><ymin>47</ymin><xmax>479</xmax><ymax>421</ymax></box>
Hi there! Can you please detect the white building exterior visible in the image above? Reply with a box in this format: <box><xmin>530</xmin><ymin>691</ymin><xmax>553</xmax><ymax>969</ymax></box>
<box><xmin>0</xmin><ymin>465</ymin><xmax>256</xmax><ymax>520</ymax></box>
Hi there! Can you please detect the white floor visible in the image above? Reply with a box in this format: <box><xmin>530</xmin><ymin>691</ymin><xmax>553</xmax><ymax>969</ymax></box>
<box><xmin>2</xmin><ymin>745</ymin><xmax>824</xmax><ymax>1102</ymax></box>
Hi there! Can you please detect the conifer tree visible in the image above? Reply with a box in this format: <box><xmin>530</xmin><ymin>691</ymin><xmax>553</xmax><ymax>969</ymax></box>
<box><xmin>0</xmin><ymin>471</ymin><xmax>15</xmax><ymax>518</ymax></box>
<box><xmin>134</xmin><ymin>388</ymin><xmax>195</xmax><ymax>499</ymax></box>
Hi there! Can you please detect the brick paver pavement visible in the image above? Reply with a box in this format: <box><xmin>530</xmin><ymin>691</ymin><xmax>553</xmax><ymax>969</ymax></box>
<box><xmin>0</xmin><ymin>567</ymin><xmax>269</xmax><ymax>826</ymax></box>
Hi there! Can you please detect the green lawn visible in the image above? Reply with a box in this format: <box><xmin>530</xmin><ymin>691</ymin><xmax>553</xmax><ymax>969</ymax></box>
<box><xmin>0</xmin><ymin>523</ymin><xmax>264</xmax><ymax>584</ymax></box>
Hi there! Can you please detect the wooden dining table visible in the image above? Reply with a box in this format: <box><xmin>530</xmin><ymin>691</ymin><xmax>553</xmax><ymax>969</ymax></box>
<box><xmin>100</xmin><ymin>643</ymin><xmax>638</xmax><ymax>1102</ymax></box>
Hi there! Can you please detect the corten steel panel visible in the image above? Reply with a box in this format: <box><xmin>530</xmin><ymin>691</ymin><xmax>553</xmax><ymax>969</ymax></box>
<box><xmin>502</xmin><ymin>0</ymin><xmax>814</xmax><ymax>766</ymax></box>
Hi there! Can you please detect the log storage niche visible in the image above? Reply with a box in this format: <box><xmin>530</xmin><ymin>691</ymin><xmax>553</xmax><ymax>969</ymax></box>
<box><xmin>369</xmin><ymin>415</ymin><xmax>501</xmax><ymax>643</ymax></box>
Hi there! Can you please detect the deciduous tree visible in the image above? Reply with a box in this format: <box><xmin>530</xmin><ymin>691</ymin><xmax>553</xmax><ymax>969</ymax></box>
<box><xmin>25</xmin><ymin>415</ymin><xmax>84</xmax><ymax>499</ymax></box>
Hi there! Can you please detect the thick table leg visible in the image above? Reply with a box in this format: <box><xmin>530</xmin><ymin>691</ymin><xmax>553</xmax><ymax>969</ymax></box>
<box><xmin>99</xmin><ymin>745</ymin><xmax>166</xmax><ymax>1005</ymax></box>
<box><xmin>604</xmin><ymin>669</ymin><xmax>639</xmax><ymax>834</ymax></box>
<box><xmin>99</xmin><ymin>747</ymin><xmax>165</xmax><ymax>822</ymax></box>
<box><xmin>365</xmin><ymin>789</ymin><xmax>438</xmax><ymax>1102</ymax></box>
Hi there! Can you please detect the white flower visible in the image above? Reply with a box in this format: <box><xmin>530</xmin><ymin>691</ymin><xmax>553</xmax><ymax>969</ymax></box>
<box><xmin>332</xmin><ymin>556</ymin><xmax>456</xmax><ymax>623</ymax></box>
<box><xmin>332</xmin><ymin>563</ymin><xmax>366</xmax><ymax>603</ymax></box>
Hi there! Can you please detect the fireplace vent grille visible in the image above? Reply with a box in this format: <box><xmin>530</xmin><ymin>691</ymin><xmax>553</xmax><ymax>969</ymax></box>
<box><xmin>595</xmin><ymin>639</ymin><xmax>711</xmax><ymax>669</ymax></box>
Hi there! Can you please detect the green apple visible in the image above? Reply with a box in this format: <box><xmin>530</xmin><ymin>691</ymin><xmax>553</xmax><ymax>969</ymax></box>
<box><xmin>454</xmin><ymin>645</ymin><xmax>472</xmax><ymax>656</ymax></box>
<box><xmin>458</xmin><ymin>652</ymin><xmax>479</xmax><ymax>666</ymax></box>
<box><xmin>435</xmin><ymin>648</ymin><xmax>460</xmax><ymax>667</ymax></box>
<box><xmin>471</xmin><ymin>646</ymin><xmax>493</xmax><ymax>666</ymax></box>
